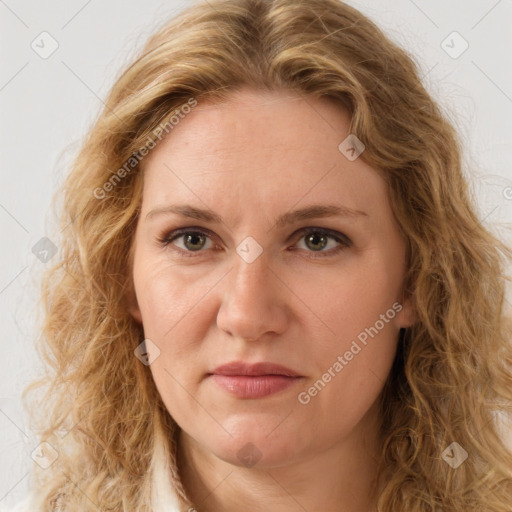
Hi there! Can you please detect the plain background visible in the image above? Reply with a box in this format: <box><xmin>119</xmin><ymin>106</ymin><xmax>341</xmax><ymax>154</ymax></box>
<box><xmin>1</xmin><ymin>0</ymin><xmax>511</xmax><ymax>508</ymax></box>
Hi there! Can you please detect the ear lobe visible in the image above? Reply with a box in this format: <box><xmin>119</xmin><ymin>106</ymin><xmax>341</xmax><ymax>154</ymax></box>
<box><xmin>125</xmin><ymin>280</ymin><xmax>143</xmax><ymax>325</ymax></box>
<box><xmin>396</xmin><ymin>293</ymin><xmax>417</xmax><ymax>329</ymax></box>
<box><xmin>129</xmin><ymin>301</ymin><xmax>143</xmax><ymax>325</ymax></box>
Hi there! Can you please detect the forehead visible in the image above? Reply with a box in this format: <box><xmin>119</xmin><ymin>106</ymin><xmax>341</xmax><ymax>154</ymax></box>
<box><xmin>151</xmin><ymin>89</ymin><xmax>352</xmax><ymax>159</ymax></box>
<box><xmin>140</xmin><ymin>88</ymin><xmax>390</xmax><ymax>223</ymax></box>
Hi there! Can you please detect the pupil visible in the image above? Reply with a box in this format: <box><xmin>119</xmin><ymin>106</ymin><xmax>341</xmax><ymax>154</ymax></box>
<box><xmin>307</xmin><ymin>233</ymin><xmax>326</xmax><ymax>251</ymax></box>
<box><xmin>185</xmin><ymin>233</ymin><xmax>204</xmax><ymax>251</ymax></box>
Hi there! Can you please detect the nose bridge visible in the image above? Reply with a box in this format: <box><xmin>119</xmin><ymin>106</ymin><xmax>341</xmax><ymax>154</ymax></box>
<box><xmin>232</xmin><ymin>251</ymin><xmax>270</xmax><ymax>298</ymax></box>
<box><xmin>217</xmin><ymin>249</ymin><xmax>288</xmax><ymax>340</ymax></box>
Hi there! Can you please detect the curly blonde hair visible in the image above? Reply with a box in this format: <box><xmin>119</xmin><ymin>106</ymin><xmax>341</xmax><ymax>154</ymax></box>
<box><xmin>22</xmin><ymin>0</ymin><xmax>512</xmax><ymax>510</ymax></box>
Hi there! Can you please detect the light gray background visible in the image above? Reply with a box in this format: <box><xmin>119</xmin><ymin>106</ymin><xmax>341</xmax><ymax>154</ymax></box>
<box><xmin>1</xmin><ymin>0</ymin><xmax>511</xmax><ymax>508</ymax></box>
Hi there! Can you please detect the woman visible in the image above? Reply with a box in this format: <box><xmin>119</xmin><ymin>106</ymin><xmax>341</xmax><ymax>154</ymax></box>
<box><xmin>12</xmin><ymin>0</ymin><xmax>512</xmax><ymax>510</ymax></box>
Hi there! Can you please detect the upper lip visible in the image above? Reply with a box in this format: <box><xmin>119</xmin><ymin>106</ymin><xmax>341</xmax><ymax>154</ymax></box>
<box><xmin>210</xmin><ymin>361</ymin><xmax>302</xmax><ymax>377</ymax></box>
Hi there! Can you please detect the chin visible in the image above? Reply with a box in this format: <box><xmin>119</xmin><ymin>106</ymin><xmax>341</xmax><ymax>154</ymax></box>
<box><xmin>204</xmin><ymin>424</ymin><xmax>307</xmax><ymax>469</ymax></box>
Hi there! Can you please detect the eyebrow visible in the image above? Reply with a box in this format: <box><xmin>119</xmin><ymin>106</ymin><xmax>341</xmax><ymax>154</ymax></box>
<box><xmin>145</xmin><ymin>203</ymin><xmax>369</xmax><ymax>227</ymax></box>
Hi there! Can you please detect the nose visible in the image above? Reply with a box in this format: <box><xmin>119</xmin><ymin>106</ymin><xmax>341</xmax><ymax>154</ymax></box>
<box><xmin>216</xmin><ymin>252</ymin><xmax>289</xmax><ymax>342</ymax></box>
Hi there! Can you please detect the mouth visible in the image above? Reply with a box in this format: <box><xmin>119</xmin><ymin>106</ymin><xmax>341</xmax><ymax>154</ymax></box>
<box><xmin>208</xmin><ymin>361</ymin><xmax>304</xmax><ymax>399</ymax></box>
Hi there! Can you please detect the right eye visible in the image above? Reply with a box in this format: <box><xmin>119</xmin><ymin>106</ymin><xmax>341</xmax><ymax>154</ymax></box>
<box><xmin>158</xmin><ymin>228</ymin><xmax>217</xmax><ymax>257</ymax></box>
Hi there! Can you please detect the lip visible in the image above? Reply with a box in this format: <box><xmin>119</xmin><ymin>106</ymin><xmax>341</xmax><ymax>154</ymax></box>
<box><xmin>208</xmin><ymin>361</ymin><xmax>304</xmax><ymax>399</ymax></box>
<box><xmin>211</xmin><ymin>361</ymin><xmax>301</xmax><ymax>377</ymax></box>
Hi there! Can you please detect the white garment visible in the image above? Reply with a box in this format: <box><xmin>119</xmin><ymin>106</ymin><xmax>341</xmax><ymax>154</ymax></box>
<box><xmin>2</xmin><ymin>450</ymin><xmax>182</xmax><ymax>512</ymax></box>
<box><xmin>1</xmin><ymin>496</ymin><xmax>32</xmax><ymax>512</ymax></box>
<box><xmin>2</xmin><ymin>420</ymin><xmax>183</xmax><ymax>511</ymax></box>
<box><xmin>3</xmin><ymin>483</ymin><xmax>183</xmax><ymax>512</ymax></box>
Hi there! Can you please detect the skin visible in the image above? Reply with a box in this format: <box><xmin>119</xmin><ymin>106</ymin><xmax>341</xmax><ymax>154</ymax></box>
<box><xmin>128</xmin><ymin>88</ymin><xmax>416</xmax><ymax>512</ymax></box>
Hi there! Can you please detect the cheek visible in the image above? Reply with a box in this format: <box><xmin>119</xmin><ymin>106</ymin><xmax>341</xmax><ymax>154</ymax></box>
<box><xmin>136</xmin><ymin>263</ymin><xmax>210</xmax><ymax>425</ymax></box>
<box><xmin>134</xmin><ymin>256</ymin><xmax>211</xmax><ymax>339</ymax></box>
<box><xmin>295</xmin><ymin>319</ymin><xmax>399</xmax><ymax>443</ymax></box>
<box><xmin>293</xmin><ymin>251</ymin><xmax>402</xmax><ymax>413</ymax></box>
<box><xmin>302</xmin><ymin>252</ymin><xmax>404</xmax><ymax>350</ymax></box>
<box><xmin>132</xmin><ymin>255</ymin><xmax>227</xmax><ymax>394</ymax></box>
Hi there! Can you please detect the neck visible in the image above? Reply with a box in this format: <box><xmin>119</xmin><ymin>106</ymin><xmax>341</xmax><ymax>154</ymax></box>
<box><xmin>176</xmin><ymin>402</ymin><xmax>387</xmax><ymax>512</ymax></box>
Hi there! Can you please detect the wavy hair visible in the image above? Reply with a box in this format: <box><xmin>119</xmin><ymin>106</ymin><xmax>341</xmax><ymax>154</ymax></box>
<box><xmin>22</xmin><ymin>0</ymin><xmax>512</xmax><ymax>510</ymax></box>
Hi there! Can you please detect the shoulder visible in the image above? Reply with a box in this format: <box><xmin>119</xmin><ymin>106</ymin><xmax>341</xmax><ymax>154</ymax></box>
<box><xmin>1</xmin><ymin>495</ymin><xmax>182</xmax><ymax>511</ymax></box>
<box><xmin>1</xmin><ymin>497</ymin><xmax>32</xmax><ymax>512</ymax></box>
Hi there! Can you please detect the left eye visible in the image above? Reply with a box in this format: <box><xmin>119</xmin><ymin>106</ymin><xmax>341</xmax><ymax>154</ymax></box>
<box><xmin>294</xmin><ymin>229</ymin><xmax>345</xmax><ymax>253</ymax></box>
<box><xmin>290</xmin><ymin>228</ymin><xmax>352</xmax><ymax>258</ymax></box>
<box><xmin>165</xmin><ymin>230</ymin><xmax>216</xmax><ymax>253</ymax></box>
<box><xmin>159</xmin><ymin>227</ymin><xmax>351</xmax><ymax>258</ymax></box>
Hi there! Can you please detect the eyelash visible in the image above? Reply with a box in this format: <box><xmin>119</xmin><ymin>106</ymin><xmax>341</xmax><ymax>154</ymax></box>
<box><xmin>157</xmin><ymin>227</ymin><xmax>352</xmax><ymax>259</ymax></box>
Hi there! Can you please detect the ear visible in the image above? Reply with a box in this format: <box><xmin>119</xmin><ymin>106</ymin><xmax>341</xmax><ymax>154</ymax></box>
<box><xmin>125</xmin><ymin>279</ymin><xmax>143</xmax><ymax>325</ymax></box>
<box><xmin>125</xmin><ymin>238</ymin><xmax>143</xmax><ymax>324</ymax></box>
<box><xmin>395</xmin><ymin>289</ymin><xmax>418</xmax><ymax>329</ymax></box>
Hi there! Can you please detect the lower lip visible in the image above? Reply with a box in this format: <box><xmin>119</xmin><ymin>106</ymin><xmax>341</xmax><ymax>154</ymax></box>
<box><xmin>210</xmin><ymin>374</ymin><xmax>302</xmax><ymax>398</ymax></box>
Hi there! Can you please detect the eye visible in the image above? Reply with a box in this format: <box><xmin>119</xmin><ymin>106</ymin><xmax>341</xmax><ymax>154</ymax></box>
<box><xmin>160</xmin><ymin>228</ymin><xmax>216</xmax><ymax>256</ymax></box>
<box><xmin>292</xmin><ymin>228</ymin><xmax>352</xmax><ymax>258</ymax></box>
<box><xmin>158</xmin><ymin>227</ymin><xmax>351</xmax><ymax>258</ymax></box>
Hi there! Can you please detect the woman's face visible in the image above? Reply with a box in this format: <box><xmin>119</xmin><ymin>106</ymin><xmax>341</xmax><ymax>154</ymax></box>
<box><xmin>129</xmin><ymin>88</ymin><xmax>415</xmax><ymax>468</ymax></box>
